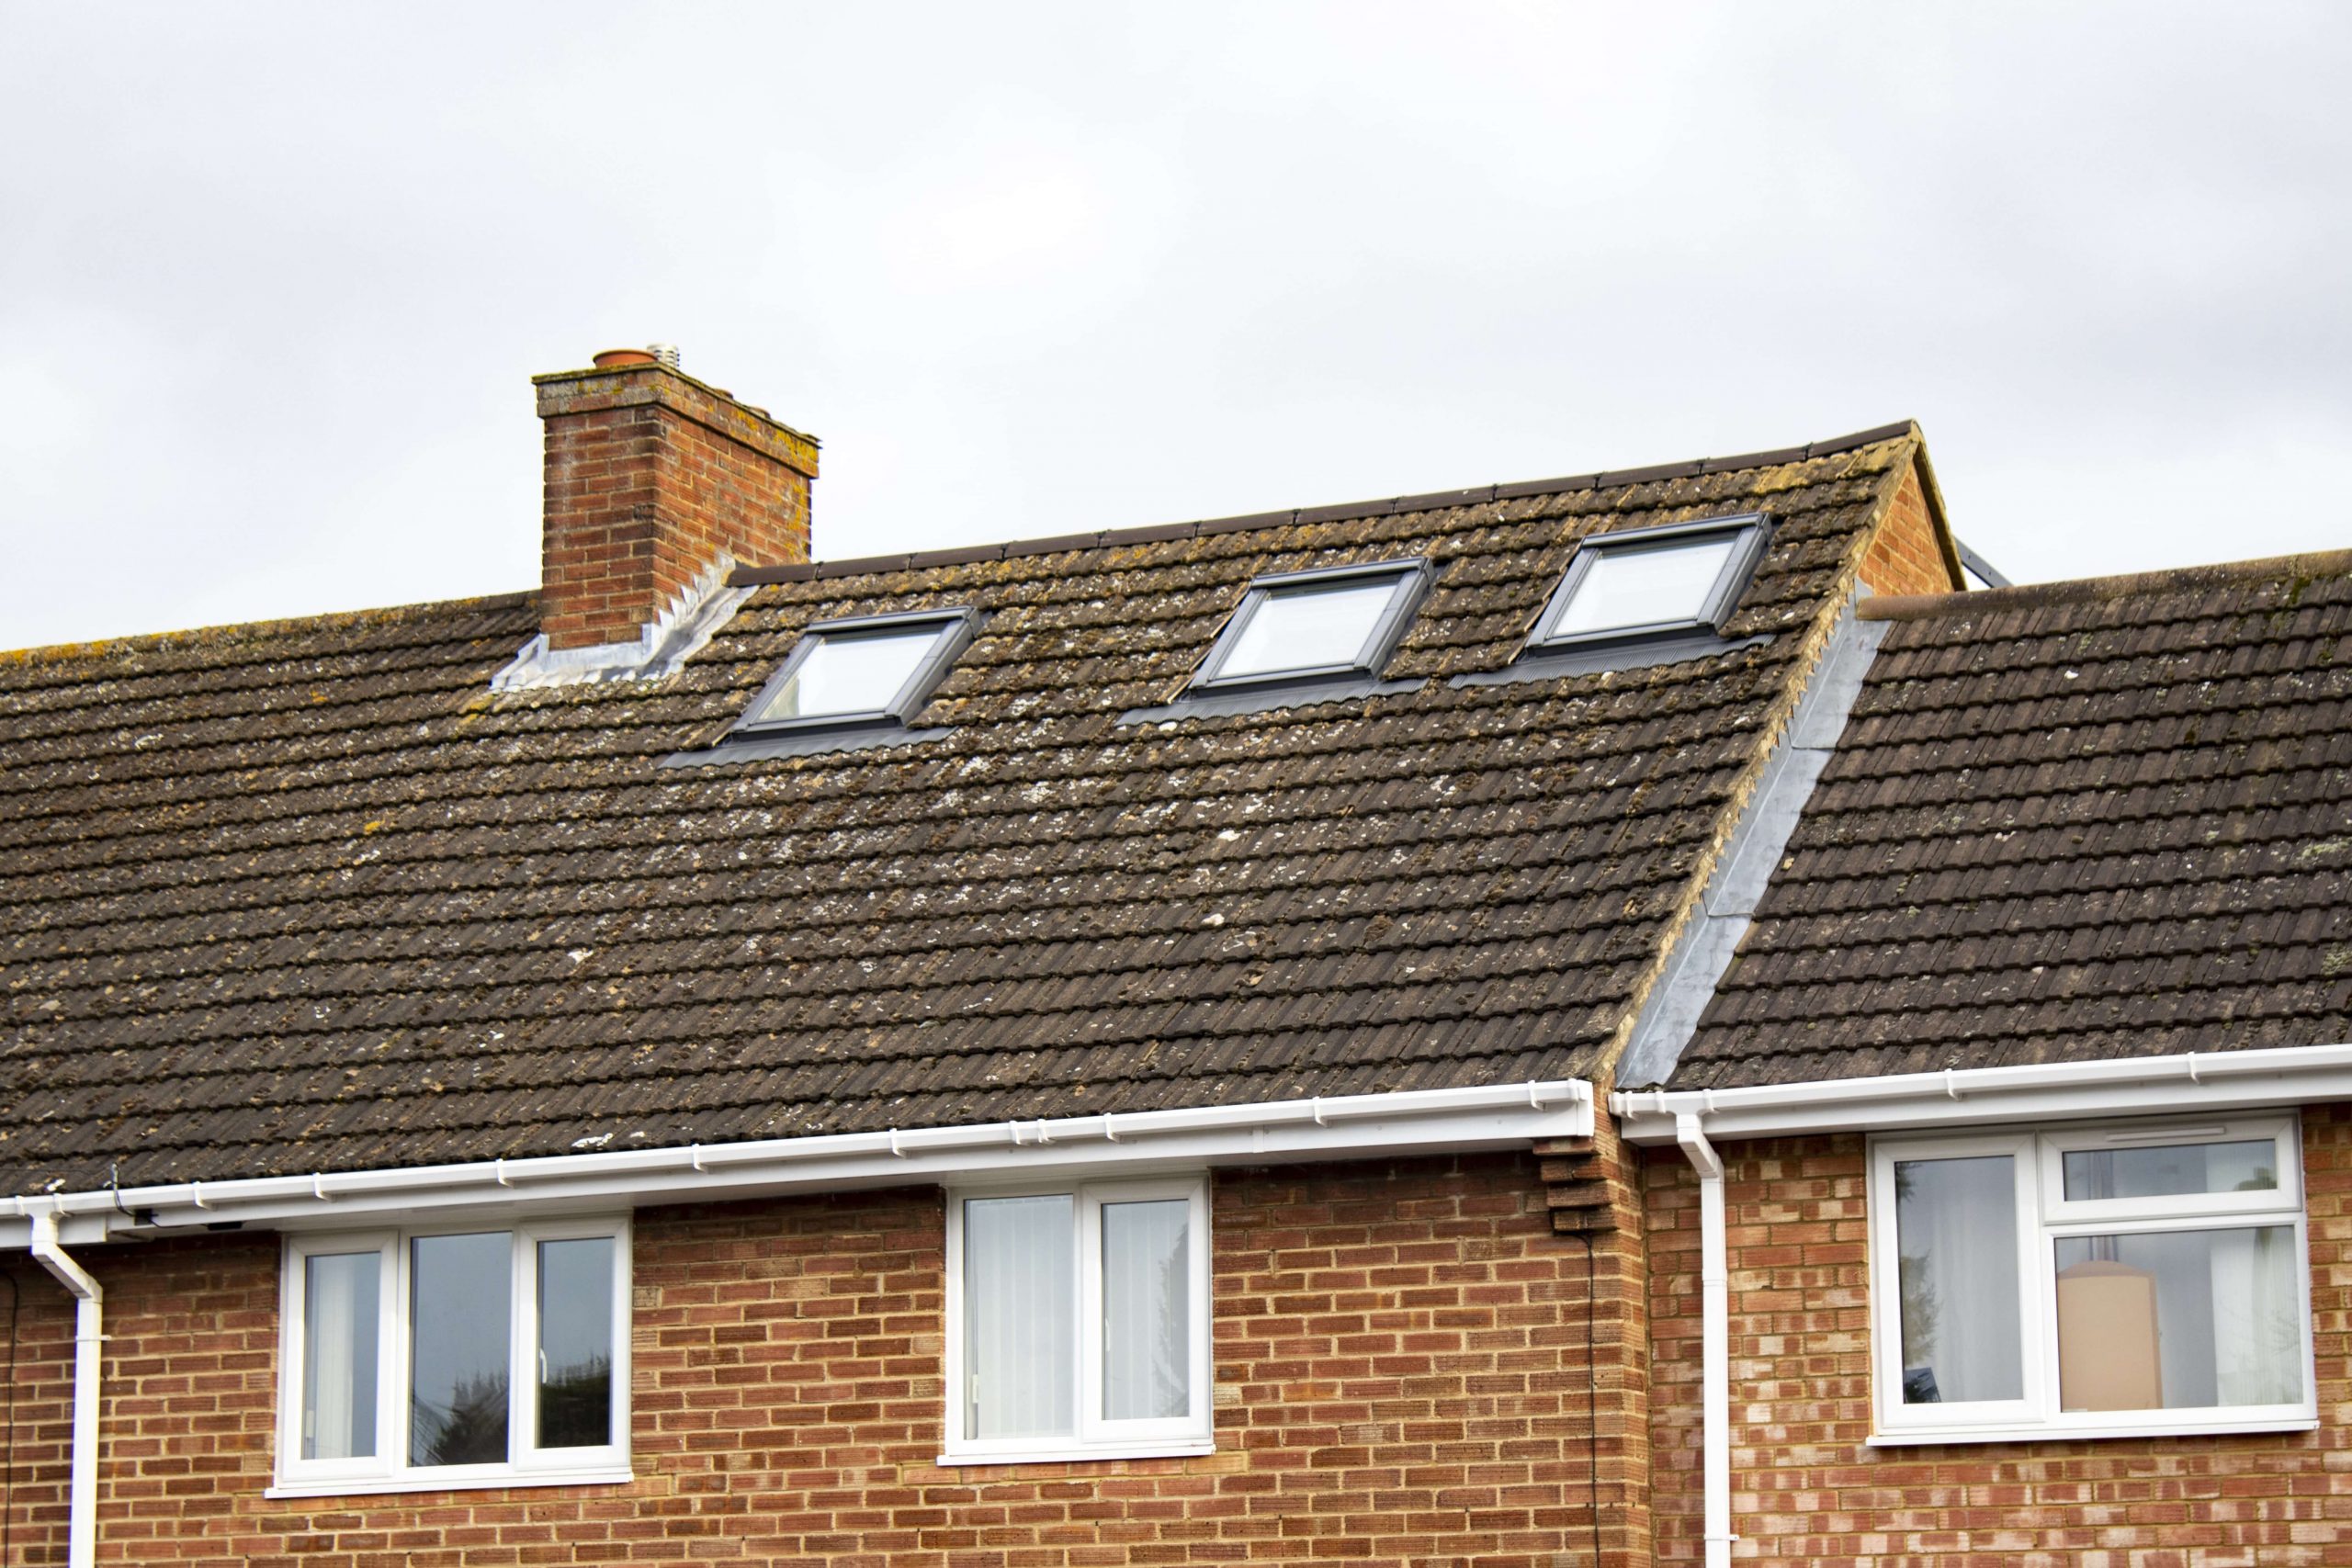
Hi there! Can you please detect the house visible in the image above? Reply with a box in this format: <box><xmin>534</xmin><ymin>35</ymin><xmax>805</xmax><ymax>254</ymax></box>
<box><xmin>0</xmin><ymin>346</ymin><xmax>2339</xmax><ymax>1567</ymax></box>
<box><xmin>1615</xmin><ymin>554</ymin><xmax>2352</xmax><ymax>1564</ymax></box>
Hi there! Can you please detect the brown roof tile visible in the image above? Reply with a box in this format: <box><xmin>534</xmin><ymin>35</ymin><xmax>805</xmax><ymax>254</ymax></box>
<box><xmin>1665</xmin><ymin>552</ymin><xmax>2352</xmax><ymax>1089</ymax></box>
<box><xmin>0</xmin><ymin>431</ymin><xmax>1922</xmax><ymax>1191</ymax></box>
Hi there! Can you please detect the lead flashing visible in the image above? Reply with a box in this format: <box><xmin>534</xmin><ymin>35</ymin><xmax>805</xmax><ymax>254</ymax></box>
<box><xmin>492</xmin><ymin>559</ymin><xmax>751</xmax><ymax>691</ymax></box>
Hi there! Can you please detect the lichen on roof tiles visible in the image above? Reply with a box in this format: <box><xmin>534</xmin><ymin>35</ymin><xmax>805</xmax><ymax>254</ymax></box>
<box><xmin>0</xmin><ymin>434</ymin><xmax>1919</xmax><ymax>1192</ymax></box>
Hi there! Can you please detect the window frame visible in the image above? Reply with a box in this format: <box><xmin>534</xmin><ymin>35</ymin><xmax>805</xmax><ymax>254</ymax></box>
<box><xmin>940</xmin><ymin>1173</ymin><xmax>1214</xmax><ymax>1465</ymax></box>
<box><xmin>1190</xmin><ymin>559</ymin><xmax>1432</xmax><ymax>693</ymax></box>
<box><xmin>1867</xmin><ymin>1114</ymin><xmax>2314</xmax><ymax>1445</ymax></box>
<box><xmin>272</xmin><ymin>1215</ymin><xmax>632</xmax><ymax>1496</ymax></box>
<box><xmin>733</xmin><ymin>607</ymin><xmax>979</xmax><ymax>737</ymax></box>
<box><xmin>1529</xmin><ymin>513</ymin><xmax>1771</xmax><ymax>651</ymax></box>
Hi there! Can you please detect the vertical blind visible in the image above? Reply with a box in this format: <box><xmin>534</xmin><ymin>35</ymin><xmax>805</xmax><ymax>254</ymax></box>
<box><xmin>1101</xmin><ymin>1200</ymin><xmax>1190</xmax><ymax>1421</ymax></box>
<box><xmin>964</xmin><ymin>1194</ymin><xmax>1075</xmax><ymax>1439</ymax></box>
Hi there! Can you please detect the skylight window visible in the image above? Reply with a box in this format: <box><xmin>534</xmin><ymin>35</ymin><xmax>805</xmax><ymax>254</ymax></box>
<box><xmin>737</xmin><ymin>609</ymin><xmax>977</xmax><ymax>733</ymax></box>
<box><xmin>1192</xmin><ymin>560</ymin><xmax>1431</xmax><ymax>691</ymax></box>
<box><xmin>1531</xmin><ymin>513</ymin><xmax>1770</xmax><ymax>649</ymax></box>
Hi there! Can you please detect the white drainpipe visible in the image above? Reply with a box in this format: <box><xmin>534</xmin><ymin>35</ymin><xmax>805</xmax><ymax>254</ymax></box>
<box><xmin>1674</xmin><ymin>1113</ymin><xmax>1733</xmax><ymax>1568</ymax></box>
<box><xmin>28</xmin><ymin>1210</ymin><xmax>102</xmax><ymax>1568</ymax></box>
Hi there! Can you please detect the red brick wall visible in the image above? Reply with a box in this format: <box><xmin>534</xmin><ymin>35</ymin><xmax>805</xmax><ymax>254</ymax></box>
<box><xmin>1859</xmin><ymin>457</ymin><xmax>1960</xmax><ymax>598</ymax></box>
<box><xmin>1644</xmin><ymin>1106</ymin><xmax>2352</xmax><ymax>1565</ymax></box>
<box><xmin>0</xmin><ymin>1153</ymin><xmax>1616</xmax><ymax>1566</ymax></box>
<box><xmin>535</xmin><ymin>364</ymin><xmax>818</xmax><ymax>651</ymax></box>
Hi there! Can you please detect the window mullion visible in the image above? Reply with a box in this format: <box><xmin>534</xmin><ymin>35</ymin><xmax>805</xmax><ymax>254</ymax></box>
<box><xmin>387</xmin><ymin>1235</ymin><xmax>413</xmax><ymax>1474</ymax></box>
<box><xmin>1077</xmin><ymin>1185</ymin><xmax>1104</xmax><ymax>1446</ymax></box>
<box><xmin>511</xmin><ymin>1229</ymin><xmax>537</xmax><ymax>1466</ymax></box>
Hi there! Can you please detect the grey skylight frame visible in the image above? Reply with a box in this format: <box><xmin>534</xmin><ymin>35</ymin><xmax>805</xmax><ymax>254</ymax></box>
<box><xmin>1189</xmin><ymin>558</ymin><xmax>1434</xmax><ymax>694</ymax></box>
<box><xmin>1530</xmin><ymin>513</ymin><xmax>1772</xmax><ymax>652</ymax></box>
<box><xmin>732</xmin><ymin>607</ymin><xmax>979</xmax><ymax>738</ymax></box>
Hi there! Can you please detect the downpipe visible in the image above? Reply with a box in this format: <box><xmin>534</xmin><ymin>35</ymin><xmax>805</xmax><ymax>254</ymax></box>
<box><xmin>1674</xmin><ymin>1113</ymin><xmax>1733</xmax><ymax>1568</ymax></box>
<box><xmin>28</xmin><ymin>1211</ymin><xmax>101</xmax><ymax>1568</ymax></box>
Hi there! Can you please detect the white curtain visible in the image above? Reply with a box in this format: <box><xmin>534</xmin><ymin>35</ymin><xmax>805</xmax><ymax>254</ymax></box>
<box><xmin>1102</xmin><ymin>1200</ymin><xmax>1189</xmax><ymax>1421</ymax></box>
<box><xmin>964</xmin><ymin>1195</ymin><xmax>1074</xmax><ymax>1440</ymax></box>
<box><xmin>303</xmin><ymin>1250</ymin><xmax>379</xmax><ymax>1460</ymax></box>
<box><xmin>1894</xmin><ymin>1156</ymin><xmax>2022</xmax><ymax>1404</ymax></box>
<box><xmin>2211</xmin><ymin>1225</ymin><xmax>2301</xmax><ymax>1406</ymax></box>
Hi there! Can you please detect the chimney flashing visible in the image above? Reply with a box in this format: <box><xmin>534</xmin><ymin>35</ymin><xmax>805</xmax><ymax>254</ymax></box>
<box><xmin>532</xmin><ymin>350</ymin><xmax>816</xmax><ymax>658</ymax></box>
<box><xmin>494</xmin><ymin>558</ymin><xmax>752</xmax><ymax>691</ymax></box>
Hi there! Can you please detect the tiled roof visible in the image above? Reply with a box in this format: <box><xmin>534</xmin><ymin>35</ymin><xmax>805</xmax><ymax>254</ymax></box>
<box><xmin>0</xmin><ymin>427</ymin><xmax>1921</xmax><ymax>1193</ymax></box>
<box><xmin>1666</xmin><ymin>551</ymin><xmax>2352</xmax><ymax>1089</ymax></box>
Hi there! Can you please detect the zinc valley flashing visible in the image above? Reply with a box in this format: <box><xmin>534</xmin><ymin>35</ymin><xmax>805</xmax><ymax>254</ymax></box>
<box><xmin>0</xmin><ymin>1079</ymin><xmax>1593</xmax><ymax>1249</ymax></box>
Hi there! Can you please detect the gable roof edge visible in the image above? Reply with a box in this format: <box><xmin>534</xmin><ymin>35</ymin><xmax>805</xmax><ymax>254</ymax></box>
<box><xmin>1613</xmin><ymin>597</ymin><xmax>1893</xmax><ymax>1089</ymax></box>
<box><xmin>1582</xmin><ymin>430</ymin><xmax>1928</xmax><ymax>1091</ymax></box>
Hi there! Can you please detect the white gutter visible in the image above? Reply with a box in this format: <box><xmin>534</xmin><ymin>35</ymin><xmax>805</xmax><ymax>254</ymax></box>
<box><xmin>29</xmin><ymin>1211</ymin><xmax>101</xmax><ymax>1568</ymax></box>
<box><xmin>1613</xmin><ymin>1044</ymin><xmax>2352</xmax><ymax>1145</ymax></box>
<box><xmin>1673</xmin><ymin>1115</ymin><xmax>1734</xmax><ymax>1568</ymax></box>
<box><xmin>3</xmin><ymin>1079</ymin><xmax>1591</xmax><ymax>1247</ymax></box>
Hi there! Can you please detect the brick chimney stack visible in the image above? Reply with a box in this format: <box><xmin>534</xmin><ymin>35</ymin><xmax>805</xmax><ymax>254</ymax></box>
<box><xmin>531</xmin><ymin>348</ymin><xmax>819</xmax><ymax>652</ymax></box>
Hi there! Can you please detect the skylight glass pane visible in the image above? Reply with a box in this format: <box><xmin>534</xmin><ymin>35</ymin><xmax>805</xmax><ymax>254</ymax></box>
<box><xmin>746</xmin><ymin>623</ymin><xmax>943</xmax><ymax>724</ymax></box>
<box><xmin>1219</xmin><ymin>576</ymin><xmax>1401</xmax><ymax>679</ymax></box>
<box><xmin>1550</xmin><ymin>536</ymin><xmax>1738</xmax><ymax>639</ymax></box>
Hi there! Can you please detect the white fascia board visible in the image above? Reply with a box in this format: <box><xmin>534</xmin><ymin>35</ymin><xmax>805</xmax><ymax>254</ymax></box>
<box><xmin>1611</xmin><ymin>1045</ymin><xmax>2352</xmax><ymax>1145</ymax></box>
<box><xmin>2</xmin><ymin>1079</ymin><xmax>1591</xmax><ymax>1247</ymax></box>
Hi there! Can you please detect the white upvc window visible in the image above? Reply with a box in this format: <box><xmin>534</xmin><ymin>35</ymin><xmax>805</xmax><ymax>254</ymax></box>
<box><xmin>1868</xmin><ymin>1114</ymin><xmax>2314</xmax><ymax>1444</ymax></box>
<box><xmin>942</xmin><ymin>1175</ymin><xmax>1213</xmax><ymax>1463</ymax></box>
<box><xmin>273</xmin><ymin>1217</ymin><xmax>630</xmax><ymax>1495</ymax></box>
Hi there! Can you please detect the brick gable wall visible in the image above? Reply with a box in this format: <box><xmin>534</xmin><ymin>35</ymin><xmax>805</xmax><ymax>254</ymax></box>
<box><xmin>1642</xmin><ymin>1106</ymin><xmax>2352</xmax><ymax>1565</ymax></box>
<box><xmin>1857</xmin><ymin>457</ymin><xmax>1960</xmax><ymax>598</ymax></box>
<box><xmin>0</xmin><ymin>1154</ymin><xmax>1618</xmax><ymax>1566</ymax></box>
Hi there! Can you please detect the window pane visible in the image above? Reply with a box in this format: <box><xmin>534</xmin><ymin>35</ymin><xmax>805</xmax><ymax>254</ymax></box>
<box><xmin>537</xmin><ymin>1237</ymin><xmax>615</xmax><ymax>1450</ymax></box>
<box><xmin>746</xmin><ymin>624</ymin><xmax>942</xmax><ymax>723</ymax></box>
<box><xmin>2063</xmin><ymin>1140</ymin><xmax>2278</xmax><ymax>1201</ymax></box>
<box><xmin>1219</xmin><ymin>577</ymin><xmax>1400</xmax><ymax>678</ymax></box>
<box><xmin>301</xmin><ymin>1251</ymin><xmax>379</xmax><ymax>1461</ymax></box>
<box><xmin>1102</xmin><ymin>1200</ymin><xmax>1190</xmax><ymax>1421</ymax></box>
<box><xmin>964</xmin><ymin>1194</ymin><xmax>1074</xmax><ymax>1441</ymax></box>
<box><xmin>1893</xmin><ymin>1156</ymin><xmax>2022</xmax><ymax>1404</ymax></box>
<box><xmin>411</xmin><ymin>1232</ymin><xmax>511</xmax><ymax>1467</ymax></box>
<box><xmin>1550</xmin><ymin>536</ymin><xmax>1737</xmax><ymax>637</ymax></box>
<box><xmin>2055</xmin><ymin>1226</ymin><xmax>2301</xmax><ymax>1411</ymax></box>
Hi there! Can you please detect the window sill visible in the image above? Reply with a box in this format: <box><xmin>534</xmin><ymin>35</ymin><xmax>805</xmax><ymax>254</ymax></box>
<box><xmin>1867</xmin><ymin>1415</ymin><xmax>2317</xmax><ymax>1447</ymax></box>
<box><xmin>266</xmin><ymin>1464</ymin><xmax>634</xmax><ymax>1499</ymax></box>
<box><xmin>934</xmin><ymin>1438</ymin><xmax>1216</xmax><ymax>1468</ymax></box>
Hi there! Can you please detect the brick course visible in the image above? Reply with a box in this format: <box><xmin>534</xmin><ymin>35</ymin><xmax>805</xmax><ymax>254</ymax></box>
<box><xmin>533</xmin><ymin>363</ymin><xmax>818</xmax><ymax>651</ymax></box>
<box><xmin>1</xmin><ymin>1154</ymin><xmax>1621</xmax><ymax>1567</ymax></box>
<box><xmin>1644</xmin><ymin>1106</ymin><xmax>2352</xmax><ymax>1565</ymax></box>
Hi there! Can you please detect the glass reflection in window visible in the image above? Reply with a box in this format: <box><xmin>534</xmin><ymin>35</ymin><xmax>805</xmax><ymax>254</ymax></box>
<box><xmin>1894</xmin><ymin>1155</ymin><xmax>2021</xmax><ymax>1404</ymax></box>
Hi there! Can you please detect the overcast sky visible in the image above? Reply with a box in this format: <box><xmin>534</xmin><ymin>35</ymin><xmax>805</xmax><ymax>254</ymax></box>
<box><xmin>3</xmin><ymin>3</ymin><xmax>2346</xmax><ymax>649</ymax></box>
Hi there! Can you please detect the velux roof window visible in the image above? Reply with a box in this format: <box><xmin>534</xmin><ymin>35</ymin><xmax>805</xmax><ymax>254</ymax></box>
<box><xmin>737</xmin><ymin>608</ymin><xmax>977</xmax><ymax>734</ymax></box>
<box><xmin>1532</xmin><ymin>513</ymin><xmax>1770</xmax><ymax>650</ymax></box>
<box><xmin>1192</xmin><ymin>559</ymin><xmax>1430</xmax><ymax>692</ymax></box>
